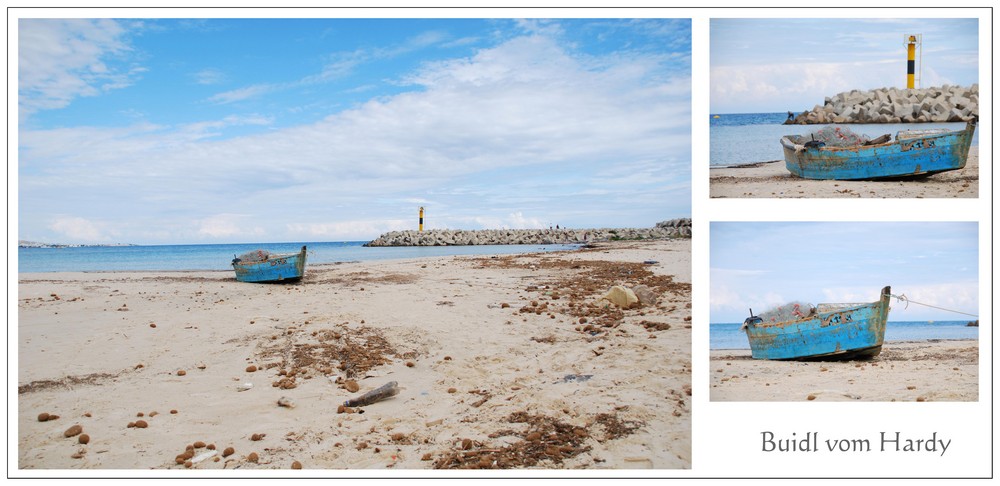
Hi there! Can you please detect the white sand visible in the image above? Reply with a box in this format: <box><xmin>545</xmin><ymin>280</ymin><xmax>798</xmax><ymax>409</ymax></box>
<box><xmin>710</xmin><ymin>340</ymin><xmax>978</xmax><ymax>402</ymax></box>
<box><xmin>17</xmin><ymin>239</ymin><xmax>691</xmax><ymax>471</ymax></box>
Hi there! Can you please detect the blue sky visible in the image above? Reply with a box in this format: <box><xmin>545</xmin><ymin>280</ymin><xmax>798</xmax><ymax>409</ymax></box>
<box><xmin>15</xmin><ymin>18</ymin><xmax>691</xmax><ymax>244</ymax></box>
<box><xmin>710</xmin><ymin>222</ymin><xmax>979</xmax><ymax>323</ymax></box>
<box><xmin>711</xmin><ymin>18</ymin><xmax>979</xmax><ymax>114</ymax></box>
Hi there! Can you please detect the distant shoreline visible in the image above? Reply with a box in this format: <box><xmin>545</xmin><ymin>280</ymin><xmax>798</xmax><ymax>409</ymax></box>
<box><xmin>18</xmin><ymin>240</ymin><xmax>137</xmax><ymax>249</ymax></box>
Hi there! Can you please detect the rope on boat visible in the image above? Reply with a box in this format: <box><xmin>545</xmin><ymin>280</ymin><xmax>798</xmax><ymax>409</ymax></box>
<box><xmin>890</xmin><ymin>293</ymin><xmax>978</xmax><ymax>318</ymax></box>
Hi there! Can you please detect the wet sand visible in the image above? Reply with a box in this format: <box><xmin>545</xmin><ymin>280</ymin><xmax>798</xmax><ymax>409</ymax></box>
<box><xmin>16</xmin><ymin>239</ymin><xmax>691</xmax><ymax>471</ymax></box>
<box><xmin>709</xmin><ymin>146</ymin><xmax>979</xmax><ymax>198</ymax></box>
<box><xmin>710</xmin><ymin>340</ymin><xmax>978</xmax><ymax>402</ymax></box>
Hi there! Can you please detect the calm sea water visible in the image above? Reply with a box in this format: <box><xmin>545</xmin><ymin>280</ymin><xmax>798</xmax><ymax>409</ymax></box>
<box><xmin>17</xmin><ymin>241</ymin><xmax>581</xmax><ymax>273</ymax></box>
<box><xmin>710</xmin><ymin>321</ymin><xmax>978</xmax><ymax>349</ymax></box>
<box><xmin>709</xmin><ymin>112</ymin><xmax>979</xmax><ymax>167</ymax></box>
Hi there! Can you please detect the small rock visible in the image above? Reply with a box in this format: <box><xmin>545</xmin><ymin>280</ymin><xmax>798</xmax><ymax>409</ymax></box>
<box><xmin>603</xmin><ymin>285</ymin><xmax>638</xmax><ymax>308</ymax></box>
<box><xmin>631</xmin><ymin>285</ymin><xmax>658</xmax><ymax>306</ymax></box>
<box><xmin>63</xmin><ymin>425</ymin><xmax>83</xmax><ymax>437</ymax></box>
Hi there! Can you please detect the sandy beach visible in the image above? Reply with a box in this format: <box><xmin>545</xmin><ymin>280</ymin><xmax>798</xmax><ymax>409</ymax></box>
<box><xmin>17</xmin><ymin>239</ymin><xmax>691</xmax><ymax>471</ymax></box>
<box><xmin>710</xmin><ymin>340</ymin><xmax>978</xmax><ymax>402</ymax></box>
<box><xmin>709</xmin><ymin>147</ymin><xmax>978</xmax><ymax>198</ymax></box>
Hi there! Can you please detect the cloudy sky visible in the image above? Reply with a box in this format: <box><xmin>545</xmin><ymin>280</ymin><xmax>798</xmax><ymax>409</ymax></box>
<box><xmin>710</xmin><ymin>222</ymin><xmax>979</xmax><ymax>323</ymax></box>
<box><xmin>15</xmin><ymin>17</ymin><xmax>691</xmax><ymax>245</ymax></box>
<box><xmin>711</xmin><ymin>18</ymin><xmax>979</xmax><ymax>114</ymax></box>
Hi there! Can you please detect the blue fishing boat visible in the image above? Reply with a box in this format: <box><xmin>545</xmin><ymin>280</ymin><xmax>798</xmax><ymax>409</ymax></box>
<box><xmin>742</xmin><ymin>286</ymin><xmax>892</xmax><ymax>360</ymax></box>
<box><xmin>780</xmin><ymin>120</ymin><xmax>976</xmax><ymax>180</ymax></box>
<box><xmin>231</xmin><ymin>246</ymin><xmax>307</xmax><ymax>283</ymax></box>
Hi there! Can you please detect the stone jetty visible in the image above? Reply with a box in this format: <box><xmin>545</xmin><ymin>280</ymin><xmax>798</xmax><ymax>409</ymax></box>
<box><xmin>785</xmin><ymin>84</ymin><xmax>978</xmax><ymax>124</ymax></box>
<box><xmin>364</xmin><ymin>218</ymin><xmax>691</xmax><ymax>247</ymax></box>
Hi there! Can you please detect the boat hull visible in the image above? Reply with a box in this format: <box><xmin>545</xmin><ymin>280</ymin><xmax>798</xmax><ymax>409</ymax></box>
<box><xmin>232</xmin><ymin>246</ymin><xmax>307</xmax><ymax>283</ymax></box>
<box><xmin>781</xmin><ymin>121</ymin><xmax>975</xmax><ymax>180</ymax></box>
<box><xmin>744</xmin><ymin>286</ymin><xmax>891</xmax><ymax>361</ymax></box>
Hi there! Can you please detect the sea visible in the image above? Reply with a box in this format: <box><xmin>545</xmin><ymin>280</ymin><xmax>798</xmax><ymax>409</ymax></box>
<box><xmin>709</xmin><ymin>112</ymin><xmax>979</xmax><ymax>167</ymax></box>
<box><xmin>710</xmin><ymin>321</ymin><xmax>978</xmax><ymax>349</ymax></box>
<box><xmin>17</xmin><ymin>241</ymin><xmax>581</xmax><ymax>273</ymax></box>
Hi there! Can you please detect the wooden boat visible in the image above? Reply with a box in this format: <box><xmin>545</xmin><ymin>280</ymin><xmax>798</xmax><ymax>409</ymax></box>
<box><xmin>231</xmin><ymin>246</ymin><xmax>307</xmax><ymax>283</ymax></box>
<box><xmin>780</xmin><ymin>120</ymin><xmax>976</xmax><ymax>180</ymax></box>
<box><xmin>742</xmin><ymin>286</ymin><xmax>891</xmax><ymax>360</ymax></box>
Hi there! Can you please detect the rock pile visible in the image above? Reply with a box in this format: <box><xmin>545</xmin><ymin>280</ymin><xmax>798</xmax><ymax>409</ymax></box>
<box><xmin>364</xmin><ymin>218</ymin><xmax>691</xmax><ymax>247</ymax></box>
<box><xmin>785</xmin><ymin>85</ymin><xmax>978</xmax><ymax>124</ymax></box>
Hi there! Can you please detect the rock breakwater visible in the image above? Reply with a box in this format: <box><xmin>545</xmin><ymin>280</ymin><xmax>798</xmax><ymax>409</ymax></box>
<box><xmin>786</xmin><ymin>84</ymin><xmax>978</xmax><ymax>124</ymax></box>
<box><xmin>364</xmin><ymin>219</ymin><xmax>691</xmax><ymax>247</ymax></box>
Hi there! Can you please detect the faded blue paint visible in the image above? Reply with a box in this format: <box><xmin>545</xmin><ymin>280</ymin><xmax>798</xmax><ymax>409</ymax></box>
<box><xmin>781</xmin><ymin>121</ymin><xmax>975</xmax><ymax>180</ymax></box>
<box><xmin>232</xmin><ymin>246</ymin><xmax>307</xmax><ymax>283</ymax></box>
<box><xmin>743</xmin><ymin>286</ymin><xmax>891</xmax><ymax>360</ymax></box>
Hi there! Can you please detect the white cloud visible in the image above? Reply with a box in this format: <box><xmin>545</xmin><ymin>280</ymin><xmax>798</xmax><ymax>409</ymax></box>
<box><xmin>196</xmin><ymin>214</ymin><xmax>264</xmax><ymax>239</ymax></box>
<box><xmin>880</xmin><ymin>283</ymin><xmax>978</xmax><ymax>319</ymax></box>
<box><xmin>18</xmin><ymin>19</ymin><xmax>137</xmax><ymax>120</ymax></box>
<box><xmin>285</xmin><ymin>220</ymin><xmax>411</xmax><ymax>241</ymax></box>
<box><xmin>711</xmin><ymin>60</ymin><xmax>901</xmax><ymax>113</ymax></box>
<box><xmin>464</xmin><ymin>212</ymin><xmax>548</xmax><ymax>230</ymax></box>
<box><xmin>19</xmin><ymin>26</ymin><xmax>690</xmax><ymax>244</ymax></box>
<box><xmin>49</xmin><ymin>216</ymin><xmax>106</xmax><ymax>242</ymax></box>
<box><xmin>192</xmin><ymin>68</ymin><xmax>226</xmax><ymax>85</ymax></box>
<box><xmin>208</xmin><ymin>84</ymin><xmax>276</xmax><ymax>104</ymax></box>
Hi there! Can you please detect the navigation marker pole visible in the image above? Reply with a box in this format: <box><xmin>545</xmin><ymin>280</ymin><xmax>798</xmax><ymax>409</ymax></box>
<box><xmin>905</xmin><ymin>34</ymin><xmax>921</xmax><ymax>89</ymax></box>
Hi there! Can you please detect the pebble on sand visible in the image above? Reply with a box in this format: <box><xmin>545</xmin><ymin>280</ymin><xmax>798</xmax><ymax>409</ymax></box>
<box><xmin>63</xmin><ymin>425</ymin><xmax>83</xmax><ymax>437</ymax></box>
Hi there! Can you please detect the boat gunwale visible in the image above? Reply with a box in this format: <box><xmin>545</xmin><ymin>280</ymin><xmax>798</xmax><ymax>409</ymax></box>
<box><xmin>779</xmin><ymin>120</ymin><xmax>974</xmax><ymax>154</ymax></box>
<box><xmin>231</xmin><ymin>247</ymin><xmax>306</xmax><ymax>269</ymax></box>
<box><xmin>749</xmin><ymin>300</ymin><xmax>877</xmax><ymax>329</ymax></box>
